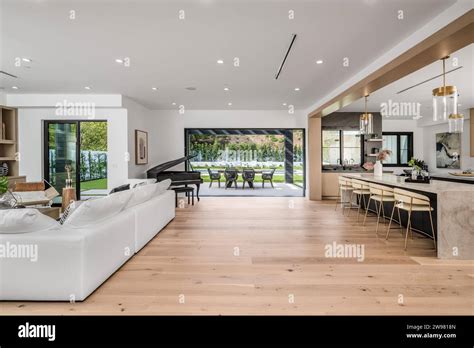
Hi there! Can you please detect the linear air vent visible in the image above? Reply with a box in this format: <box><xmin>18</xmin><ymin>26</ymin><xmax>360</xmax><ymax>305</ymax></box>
<box><xmin>0</xmin><ymin>71</ymin><xmax>18</xmax><ymax>78</ymax></box>
<box><xmin>275</xmin><ymin>34</ymin><xmax>297</xmax><ymax>80</ymax></box>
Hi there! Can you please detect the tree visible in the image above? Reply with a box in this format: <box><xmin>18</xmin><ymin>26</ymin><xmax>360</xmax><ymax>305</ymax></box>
<box><xmin>80</xmin><ymin>122</ymin><xmax>107</xmax><ymax>151</ymax></box>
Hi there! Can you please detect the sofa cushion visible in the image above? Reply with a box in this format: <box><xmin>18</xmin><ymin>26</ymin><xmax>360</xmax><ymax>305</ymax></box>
<box><xmin>156</xmin><ymin>179</ymin><xmax>172</xmax><ymax>194</ymax></box>
<box><xmin>0</xmin><ymin>208</ymin><xmax>59</xmax><ymax>234</ymax></box>
<box><xmin>64</xmin><ymin>189</ymin><xmax>132</xmax><ymax>228</ymax></box>
<box><xmin>125</xmin><ymin>183</ymin><xmax>159</xmax><ymax>209</ymax></box>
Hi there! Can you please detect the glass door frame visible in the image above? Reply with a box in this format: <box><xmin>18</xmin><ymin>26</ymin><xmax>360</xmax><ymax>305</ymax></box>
<box><xmin>184</xmin><ymin>127</ymin><xmax>306</xmax><ymax>196</ymax></box>
<box><xmin>43</xmin><ymin>119</ymin><xmax>107</xmax><ymax>201</ymax></box>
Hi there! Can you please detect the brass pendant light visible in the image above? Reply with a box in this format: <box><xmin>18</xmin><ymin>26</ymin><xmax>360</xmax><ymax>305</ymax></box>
<box><xmin>360</xmin><ymin>95</ymin><xmax>373</xmax><ymax>134</ymax></box>
<box><xmin>432</xmin><ymin>56</ymin><xmax>458</xmax><ymax>122</ymax></box>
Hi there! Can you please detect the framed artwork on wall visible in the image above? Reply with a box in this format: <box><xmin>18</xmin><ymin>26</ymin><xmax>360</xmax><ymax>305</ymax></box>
<box><xmin>135</xmin><ymin>130</ymin><xmax>148</xmax><ymax>165</ymax></box>
<box><xmin>436</xmin><ymin>132</ymin><xmax>461</xmax><ymax>169</ymax></box>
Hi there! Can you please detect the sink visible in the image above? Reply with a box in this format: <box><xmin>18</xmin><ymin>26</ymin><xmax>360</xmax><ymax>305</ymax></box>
<box><xmin>322</xmin><ymin>165</ymin><xmax>363</xmax><ymax>172</ymax></box>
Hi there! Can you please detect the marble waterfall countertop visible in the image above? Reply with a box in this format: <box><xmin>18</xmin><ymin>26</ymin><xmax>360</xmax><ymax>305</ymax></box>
<box><xmin>340</xmin><ymin>173</ymin><xmax>474</xmax><ymax>194</ymax></box>
<box><xmin>339</xmin><ymin>173</ymin><xmax>474</xmax><ymax>260</ymax></box>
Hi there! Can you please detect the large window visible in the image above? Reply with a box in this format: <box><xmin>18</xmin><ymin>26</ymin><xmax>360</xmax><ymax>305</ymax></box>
<box><xmin>322</xmin><ymin>130</ymin><xmax>340</xmax><ymax>165</ymax></box>
<box><xmin>382</xmin><ymin>132</ymin><xmax>413</xmax><ymax>166</ymax></box>
<box><xmin>343</xmin><ymin>131</ymin><xmax>361</xmax><ymax>165</ymax></box>
<box><xmin>322</xmin><ymin>130</ymin><xmax>362</xmax><ymax>165</ymax></box>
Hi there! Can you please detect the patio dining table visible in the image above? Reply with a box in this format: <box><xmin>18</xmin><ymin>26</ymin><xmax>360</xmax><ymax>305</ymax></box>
<box><xmin>216</xmin><ymin>169</ymin><xmax>265</xmax><ymax>174</ymax></box>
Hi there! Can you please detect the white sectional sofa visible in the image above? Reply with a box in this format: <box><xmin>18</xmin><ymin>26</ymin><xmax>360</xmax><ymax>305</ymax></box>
<box><xmin>0</xmin><ymin>179</ymin><xmax>175</xmax><ymax>301</ymax></box>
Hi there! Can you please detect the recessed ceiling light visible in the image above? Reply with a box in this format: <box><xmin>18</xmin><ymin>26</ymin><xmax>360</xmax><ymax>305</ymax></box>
<box><xmin>294</xmin><ymin>88</ymin><xmax>300</xmax><ymax>91</ymax></box>
<box><xmin>224</xmin><ymin>87</ymin><xmax>230</xmax><ymax>91</ymax></box>
<box><xmin>11</xmin><ymin>86</ymin><xmax>18</xmax><ymax>90</ymax></box>
<box><xmin>282</xmin><ymin>103</ymin><xmax>287</xmax><ymax>106</ymax></box>
<box><xmin>172</xmin><ymin>102</ymin><xmax>176</xmax><ymax>106</ymax></box>
<box><xmin>228</xmin><ymin>102</ymin><xmax>232</xmax><ymax>106</ymax></box>
<box><xmin>316</xmin><ymin>60</ymin><xmax>323</xmax><ymax>64</ymax></box>
<box><xmin>115</xmin><ymin>58</ymin><xmax>124</xmax><ymax>64</ymax></box>
<box><xmin>84</xmin><ymin>86</ymin><xmax>91</xmax><ymax>90</ymax></box>
<box><xmin>22</xmin><ymin>58</ymin><xmax>32</xmax><ymax>62</ymax></box>
<box><xmin>217</xmin><ymin>59</ymin><xmax>224</xmax><ymax>64</ymax></box>
<box><xmin>152</xmin><ymin>87</ymin><xmax>158</xmax><ymax>91</ymax></box>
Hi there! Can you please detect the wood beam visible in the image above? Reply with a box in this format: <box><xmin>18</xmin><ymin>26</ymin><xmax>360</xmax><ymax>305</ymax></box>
<box><xmin>308</xmin><ymin>117</ymin><xmax>322</xmax><ymax>200</ymax></box>
<box><xmin>309</xmin><ymin>9</ymin><xmax>474</xmax><ymax>118</ymax></box>
<box><xmin>470</xmin><ymin>108</ymin><xmax>474</xmax><ymax>157</ymax></box>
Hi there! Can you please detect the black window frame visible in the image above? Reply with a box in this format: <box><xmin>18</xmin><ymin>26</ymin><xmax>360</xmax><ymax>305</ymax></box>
<box><xmin>322</xmin><ymin>129</ymin><xmax>363</xmax><ymax>165</ymax></box>
<box><xmin>381</xmin><ymin>132</ymin><xmax>414</xmax><ymax>167</ymax></box>
<box><xmin>43</xmin><ymin>119</ymin><xmax>108</xmax><ymax>201</ymax></box>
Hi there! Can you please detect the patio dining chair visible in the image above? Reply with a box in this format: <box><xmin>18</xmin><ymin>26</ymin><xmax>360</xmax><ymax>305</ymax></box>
<box><xmin>261</xmin><ymin>168</ymin><xmax>276</xmax><ymax>188</ymax></box>
<box><xmin>224</xmin><ymin>168</ymin><xmax>239</xmax><ymax>189</ymax></box>
<box><xmin>207</xmin><ymin>168</ymin><xmax>222</xmax><ymax>188</ymax></box>
<box><xmin>242</xmin><ymin>169</ymin><xmax>255</xmax><ymax>189</ymax></box>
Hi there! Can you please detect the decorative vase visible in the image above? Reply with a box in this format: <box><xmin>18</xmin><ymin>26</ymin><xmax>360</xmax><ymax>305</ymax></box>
<box><xmin>0</xmin><ymin>190</ymin><xmax>17</xmax><ymax>209</ymax></box>
<box><xmin>374</xmin><ymin>160</ymin><xmax>383</xmax><ymax>177</ymax></box>
<box><xmin>0</xmin><ymin>163</ymin><xmax>8</xmax><ymax>176</ymax></box>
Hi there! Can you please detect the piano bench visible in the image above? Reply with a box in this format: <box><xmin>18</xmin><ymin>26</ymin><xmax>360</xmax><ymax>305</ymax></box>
<box><xmin>172</xmin><ymin>187</ymin><xmax>195</xmax><ymax>207</ymax></box>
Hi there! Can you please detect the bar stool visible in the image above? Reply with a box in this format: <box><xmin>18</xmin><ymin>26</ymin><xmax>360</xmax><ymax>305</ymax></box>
<box><xmin>363</xmin><ymin>183</ymin><xmax>397</xmax><ymax>235</ymax></box>
<box><xmin>348</xmin><ymin>179</ymin><xmax>371</xmax><ymax>221</ymax></box>
<box><xmin>335</xmin><ymin>176</ymin><xmax>353</xmax><ymax>214</ymax></box>
<box><xmin>386</xmin><ymin>188</ymin><xmax>436</xmax><ymax>251</ymax></box>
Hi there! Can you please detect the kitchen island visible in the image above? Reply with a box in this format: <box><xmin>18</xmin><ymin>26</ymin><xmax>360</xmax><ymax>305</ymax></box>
<box><xmin>341</xmin><ymin>173</ymin><xmax>474</xmax><ymax>260</ymax></box>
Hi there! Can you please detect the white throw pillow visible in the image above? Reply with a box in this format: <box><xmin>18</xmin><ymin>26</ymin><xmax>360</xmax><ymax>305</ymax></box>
<box><xmin>64</xmin><ymin>189</ymin><xmax>132</xmax><ymax>228</ymax></box>
<box><xmin>156</xmin><ymin>179</ymin><xmax>172</xmax><ymax>195</ymax></box>
<box><xmin>59</xmin><ymin>200</ymin><xmax>84</xmax><ymax>225</ymax></box>
<box><xmin>125</xmin><ymin>183</ymin><xmax>159</xmax><ymax>209</ymax></box>
<box><xmin>0</xmin><ymin>209</ymin><xmax>59</xmax><ymax>234</ymax></box>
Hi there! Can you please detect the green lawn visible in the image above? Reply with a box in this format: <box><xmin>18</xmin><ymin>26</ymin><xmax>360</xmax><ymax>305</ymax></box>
<box><xmin>81</xmin><ymin>178</ymin><xmax>107</xmax><ymax>191</ymax></box>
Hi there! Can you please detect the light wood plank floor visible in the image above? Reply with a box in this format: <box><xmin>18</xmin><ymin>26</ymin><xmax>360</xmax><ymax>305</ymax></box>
<box><xmin>2</xmin><ymin>197</ymin><xmax>473</xmax><ymax>315</ymax></box>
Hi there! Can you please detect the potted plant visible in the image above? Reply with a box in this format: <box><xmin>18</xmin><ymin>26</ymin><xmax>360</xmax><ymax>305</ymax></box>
<box><xmin>408</xmin><ymin>158</ymin><xmax>426</xmax><ymax>179</ymax></box>
<box><xmin>0</xmin><ymin>176</ymin><xmax>15</xmax><ymax>208</ymax></box>
<box><xmin>0</xmin><ymin>176</ymin><xmax>8</xmax><ymax>196</ymax></box>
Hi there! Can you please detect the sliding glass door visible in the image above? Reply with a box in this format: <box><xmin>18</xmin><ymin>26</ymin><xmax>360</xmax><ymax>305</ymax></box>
<box><xmin>44</xmin><ymin>120</ymin><xmax>108</xmax><ymax>202</ymax></box>
<box><xmin>45</xmin><ymin>122</ymin><xmax>78</xmax><ymax>202</ymax></box>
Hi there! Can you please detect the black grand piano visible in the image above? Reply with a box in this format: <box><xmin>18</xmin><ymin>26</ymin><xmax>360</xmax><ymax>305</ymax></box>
<box><xmin>146</xmin><ymin>155</ymin><xmax>203</xmax><ymax>201</ymax></box>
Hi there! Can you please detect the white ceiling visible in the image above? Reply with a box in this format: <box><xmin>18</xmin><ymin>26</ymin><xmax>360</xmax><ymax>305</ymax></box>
<box><xmin>340</xmin><ymin>43</ymin><xmax>474</xmax><ymax>117</ymax></box>
<box><xmin>0</xmin><ymin>0</ymin><xmax>458</xmax><ymax>110</ymax></box>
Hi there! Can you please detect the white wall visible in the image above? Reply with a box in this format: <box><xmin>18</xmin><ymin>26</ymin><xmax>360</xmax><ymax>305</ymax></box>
<box><xmin>421</xmin><ymin>116</ymin><xmax>473</xmax><ymax>173</ymax></box>
<box><xmin>122</xmin><ymin>97</ymin><xmax>152</xmax><ymax>179</ymax></box>
<box><xmin>7</xmin><ymin>94</ymin><xmax>128</xmax><ymax>191</ymax></box>
<box><xmin>146</xmin><ymin>109</ymin><xmax>307</xmax><ymax>172</ymax></box>
<box><xmin>0</xmin><ymin>92</ymin><xmax>6</xmax><ymax>105</ymax></box>
<box><xmin>17</xmin><ymin>108</ymin><xmax>128</xmax><ymax>190</ymax></box>
<box><xmin>7</xmin><ymin>94</ymin><xmax>122</xmax><ymax>108</ymax></box>
<box><xmin>380</xmin><ymin>114</ymin><xmax>473</xmax><ymax>174</ymax></box>
<box><xmin>7</xmin><ymin>93</ymin><xmax>308</xmax><ymax>190</ymax></box>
